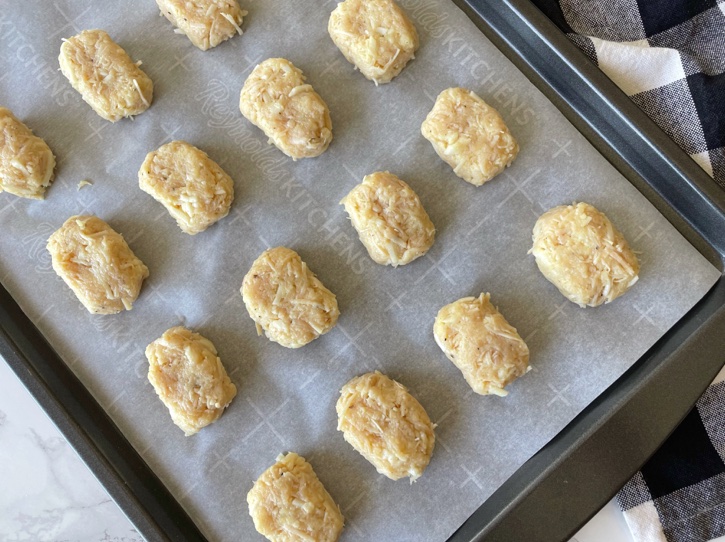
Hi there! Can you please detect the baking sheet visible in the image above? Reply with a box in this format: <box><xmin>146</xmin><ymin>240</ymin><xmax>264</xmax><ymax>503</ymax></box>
<box><xmin>0</xmin><ymin>1</ymin><xmax>720</xmax><ymax>540</ymax></box>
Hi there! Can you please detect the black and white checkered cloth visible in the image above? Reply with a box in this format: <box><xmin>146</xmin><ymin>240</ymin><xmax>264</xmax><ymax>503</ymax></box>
<box><xmin>616</xmin><ymin>367</ymin><xmax>725</xmax><ymax>542</ymax></box>
<box><xmin>529</xmin><ymin>3</ymin><xmax>725</xmax><ymax>539</ymax></box>
<box><xmin>531</xmin><ymin>0</ymin><xmax>725</xmax><ymax>188</ymax></box>
<box><xmin>526</xmin><ymin>4</ymin><xmax>725</xmax><ymax>539</ymax></box>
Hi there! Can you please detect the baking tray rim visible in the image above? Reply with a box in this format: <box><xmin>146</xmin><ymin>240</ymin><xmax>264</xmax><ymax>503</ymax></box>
<box><xmin>449</xmin><ymin>0</ymin><xmax>725</xmax><ymax>539</ymax></box>
<box><xmin>2</xmin><ymin>0</ymin><xmax>725</xmax><ymax>541</ymax></box>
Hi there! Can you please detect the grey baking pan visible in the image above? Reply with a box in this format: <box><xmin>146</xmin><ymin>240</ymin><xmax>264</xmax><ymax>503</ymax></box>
<box><xmin>449</xmin><ymin>0</ymin><xmax>725</xmax><ymax>540</ymax></box>
<box><xmin>2</xmin><ymin>0</ymin><xmax>724</xmax><ymax>541</ymax></box>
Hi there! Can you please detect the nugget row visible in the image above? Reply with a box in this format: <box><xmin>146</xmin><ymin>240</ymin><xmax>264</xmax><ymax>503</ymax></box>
<box><xmin>146</xmin><ymin>321</ymin><xmax>434</xmax><ymax>541</ymax></box>
<box><xmin>13</xmin><ymin>0</ymin><xmax>638</xmax><ymax>445</ymax></box>
<box><xmin>3</xmin><ymin>1</ymin><xmax>643</xmax><ymax>540</ymax></box>
<box><xmin>45</xmin><ymin>201</ymin><xmax>639</xmax><ymax>407</ymax></box>
<box><xmin>247</xmin><ymin>371</ymin><xmax>436</xmax><ymax>540</ymax></box>
<box><xmin>1</xmin><ymin>0</ymin><xmax>521</xmax><ymax>201</ymax></box>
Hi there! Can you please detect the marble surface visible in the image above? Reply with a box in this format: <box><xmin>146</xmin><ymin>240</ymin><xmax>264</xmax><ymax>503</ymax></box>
<box><xmin>0</xmin><ymin>354</ymin><xmax>637</xmax><ymax>542</ymax></box>
<box><xmin>0</xmin><ymin>358</ymin><xmax>140</xmax><ymax>542</ymax></box>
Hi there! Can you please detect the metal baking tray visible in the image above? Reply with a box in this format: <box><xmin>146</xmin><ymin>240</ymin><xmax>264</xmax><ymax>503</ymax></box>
<box><xmin>2</xmin><ymin>0</ymin><xmax>724</xmax><ymax>541</ymax></box>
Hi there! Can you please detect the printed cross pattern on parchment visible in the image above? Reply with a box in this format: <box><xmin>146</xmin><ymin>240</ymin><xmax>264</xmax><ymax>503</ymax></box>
<box><xmin>332</xmin><ymin>323</ymin><xmax>373</xmax><ymax>366</ymax></box>
<box><xmin>0</xmin><ymin>197</ymin><xmax>21</xmax><ymax>215</ymax></box>
<box><xmin>71</xmin><ymin>193</ymin><xmax>104</xmax><ymax>218</ymax></box>
<box><xmin>547</xmin><ymin>383</ymin><xmax>572</xmax><ymax>407</ymax></box>
<box><xmin>497</xmin><ymin>168</ymin><xmax>541</xmax><ymax>209</ymax></box>
<box><xmin>413</xmin><ymin>245</ymin><xmax>458</xmax><ymax>286</ymax></box>
<box><xmin>144</xmin><ymin>281</ymin><xmax>169</xmax><ymax>305</ymax></box>
<box><xmin>632</xmin><ymin>304</ymin><xmax>657</xmax><ymax>328</ymax></box>
<box><xmin>158</xmin><ymin>123</ymin><xmax>182</xmax><ymax>145</ymax></box>
<box><xmin>168</xmin><ymin>52</ymin><xmax>193</xmax><ymax>72</ymax></box>
<box><xmin>244</xmin><ymin>396</ymin><xmax>290</xmax><ymax>446</ymax></box>
<box><xmin>123</xmin><ymin>226</ymin><xmax>146</xmax><ymax>247</ymax></box>
<box><xmin>634</xmin><ymin>220</ymin><xmax>656</xmax><ymax>243</ymax></box>
<box><xmin>392</xmin><ymin>133</ymin><xmax>418</xmax><ymax>156</ymax></box>
<box><xmin>49</xmin><ymin>3</ymin><xmax>91</xmax><ymax>40</ymax></box>
<box><xmin>300</xmin><ymin>322</ymin><xmax>375</xmax><ymax>390</ymax></box>
<box><xmin>384</xmin><ymin>290</ymin><xmax>407</xmax><ymax>312</ymax></box>
<box><xmin>343</xmin><ymin>164</ymin><xmax>360</xmax><ymax>182</ymax></box>
<box><xmin>83</xmin><ymin>119</ymin><xmax>108</xmax><ymax>142</ymax></box>
<box><xmin>551</xmin><ymin>138</ymin><xmax>573</xmax><ymax>159</ymax></box>
<box><xmin>465</xmin><ymin>212</ymin><xmax>493</xmax><ymax>239</ymax></box>
<box><xmin>433</xmin><ymin>407</ymin><xmax>455</xmax><ymax>454</ymax></box>
<box><xmin>547</xmin><ymin>300</ymin><xmax>569</xmax><ymax>322</ymax></box>
<box><xmin>208</xmin><ymin>448</ymin><xmax>235</xmax><ymax>475</ymax></box>
<box><xmin>226</xmin><ymin>204</ymin><xmax>254</xmax><ymax>227</ymax></box>
<box><xmin>459</xmin><ymin>463</ymin><xmax>484</xmax><ymax>491</ymax></box>
<box><xmin>240</xmin><ymin>54</ymin><xmax>264</xmax><ymax>76</ymax></box>
<box><xmin>152</xmin><ymin>207</ymin><xmax>171</xmax><ymax>223</ymax></box>
<box><xmin>177</xmin><ymin>397</ymin><xmax>293</xmax><ymax>500</ymax></box>
<box><xmin>30</xmin><ymin>303</ymin><xmax>56</xmax><ymax>328</ymax></box>
<box><xmin>105</xmin><ymin>389</ymin><xmax>127</xmax><ymax>415</ymax></box>
<box><xmin>320</xmin><ymin>57</ymin><xmax>345</xmax><ymax>78</ymax></box>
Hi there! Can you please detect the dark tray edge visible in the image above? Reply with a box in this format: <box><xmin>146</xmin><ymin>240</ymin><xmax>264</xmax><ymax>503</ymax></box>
<box><xmin>447</xmin><ymin>0</ymin><xmax>725</xmax><ymax>539</ymax></box>
<box><xmin>0</xmin><ymin>284</ymin><xmax>207</xmax><ymax>542</ymax></box>
<box><xmin>453</xmin><ymin>0</ymin><xmax>725</xmax><ymax>268</ymax></box>
<box><xmin>451</xmin><ymin>279</ymin><xmax>725</xmax><ymax>541</ymax></box>
<box><xmin>1</xmin><ymin>1</ymin><xmax>724</xmax><ymax>541</ymax></box>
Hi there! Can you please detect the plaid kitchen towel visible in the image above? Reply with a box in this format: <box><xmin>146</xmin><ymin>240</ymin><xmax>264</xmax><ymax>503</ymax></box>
<box><xmin>530</xmin><ymin>0</ymin><xmax>725</xmax><ymax>188</ymax></box>
<box><xmin>615</xmin><ymin>365</ymin><xmax>725</xmax><ymax>542</ymax></box>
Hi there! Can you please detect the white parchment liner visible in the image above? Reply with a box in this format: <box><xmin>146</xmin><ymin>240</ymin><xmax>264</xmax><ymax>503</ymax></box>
<box><xmin>0</xmin><ymin>1</ymin><xmax>719</xmax><ymax>540</ymax></box>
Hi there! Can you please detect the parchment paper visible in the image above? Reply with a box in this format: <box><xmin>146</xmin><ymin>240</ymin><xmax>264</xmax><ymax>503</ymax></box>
<box><xmin>0</xmin><ymin>1</ymin><xmax>720</xmax><ymax>540</ymax></box>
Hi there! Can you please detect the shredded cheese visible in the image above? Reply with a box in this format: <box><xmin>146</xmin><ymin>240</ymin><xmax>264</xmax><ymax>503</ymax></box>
<box><xmin>220</xmin><ymin>11</ymin><xmax>243</xmax><ymax>35</ymax></box>
<box><xmin>0</xmin><ymin>107</ymin><xmax>55</xmax><ymax>200</ymax></box>
<box><xmin>247</xmin><ymin>453</ymin><xmax>344</xmax><ymax>541</ymax></box>
<box><xmin>138</xmin><ymin>141</ymin><xmax>234</xmax><ymax>235</ymax></box>
<box><xmin>146</xmin><ymin>326</ymin><xmax>237</xmax><ymax>436</ymax></box>
<box><xmin>132</xmin><ymin>78</ymin><xmax>150</xmax><ymax>107</ymax></box>
<box><xmin>47</xmin><ymin>215</ymin><xmax>149</xmax><ymax>314</ymax></box>
<box><xmin>434</xmin><ymin>293</ymin><xmax>531</xmax><ymax>396</ymax></box>
<box><xmin>239</xmin><ymin>58</ymin><xmax>333</xmax><ymax>160</ymax></box>
<box><xmin>156</xmin><ymin>0</ymin><xmax>247</xmax><ymax>50</ymax></box>
<box><xmin>421</xmin><ymin>87</ymin><xmax>518</xmax><ymax>186</ymax></box>
<box><xmin>340</xmin><ymin>171</ymin><xmax>435</xmax><ymax>267</ymax></box>
<box><xmin>328</xmin><ymin>0</ymin><xmax>419</xmax><ymax>84</ymax></box>
<box><xmin>530</xmin><ymin>202</ymin><xmax>640</xmax><ymax>307</ymax></box>
<box><xmin>337</xmin><ymin>372</ymin><xmax>435</xmax><ymax>481</ymax></box>
<box><xmin>58</xmin><ymin>30</ymin><xmax>153</xmax><ymax>122</ymax></box>
<box><xmin>241</xmin><ymin>247</ymin><xmax>339</xmax><ymax>348</ymax></box>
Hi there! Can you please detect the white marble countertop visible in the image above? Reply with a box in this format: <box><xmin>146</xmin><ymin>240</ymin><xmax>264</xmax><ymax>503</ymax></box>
<box><xmin>0</xmin><ymin>358</ymin><xmax>141</xmax><ymax>542</ymax></box>
<box><xmin>0</xmin><ymin>355</ymin><xmax>636</xmax><ymax>542</ymax></box>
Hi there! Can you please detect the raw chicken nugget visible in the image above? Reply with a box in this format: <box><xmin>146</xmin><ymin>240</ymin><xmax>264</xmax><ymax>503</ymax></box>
<box><xmin>328</xmin><ymin>0</ymin><xmax>419</xmax><ymax>85</ymax></box>
<box><xmin>421</xmin><ymin>87</ymin><xmax>518</xmax><ymax>186</ymax></box>
<box><xmin>146</xmin><ymin>326</ymin><xmax>237</xmax><ymax>436</ymax></box>
<box><xmin>241</xmin><ymin>247</ymin><xmax>339</xmax><ymax>348</ymax></box>
<box><xmin>239</xmin><ymin>58</ymin><xmax>332</xmax><ymax>160</ymax></box>
<box><xmin>0</xmin><ymin>107</ymin><xmax>55</xmax><ymax>200</ymax></box>
<box><xmin>59</xmin><ymin>29</ymin><xmax>153</xmax><ymax>122</ymax></box>
<box><xmin>156</xmin><ymin>0</ymin><xmax>247</xmax><ymax>51</ymax></box>
<box><xmin>434</xmin><ymin>293</ymin><xmax>530</xmax><ymax>397</ymax></box>
<box><xmin>138</xmin><ymin>140</ymin><xmax>234</xmax><ymax>235</ymax></box>
<box><xmin>248</xmin><ymin>452</ymin><xmax>344</xmax><ymax>542</ymax></box>
<box><xmin>531</xmin><ymin>202</ymin><xmax>640</xmax><ymax>307</ymax></box>
<box><xmin>340</xmin><ymin>171</ymin><xmax>435</xmax><ymax>266</ymax></box>
<box><xmin>47</xmin><ymin>215</ymin><xmax>149</xmax><ymax>314</ymax></box>
<box><xmin>337</xmin><ymin>371</ymin><xmax>435</xmax><ymax>481</ymax></box>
